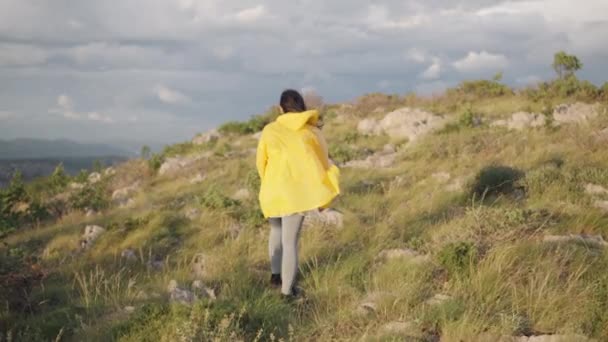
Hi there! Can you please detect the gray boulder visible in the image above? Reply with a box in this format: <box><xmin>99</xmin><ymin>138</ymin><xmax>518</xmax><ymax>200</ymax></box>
<box><xmin>553</xmin><ymin>102</ymin><xmax>600</xmax><ymax>124</ymax></box>
<box><xmin>192</xmin><ymin>129</ymin><xmax>220</xmax><ymax>145</ymax></box>
<box><xmin>80</xmin><ymin>225</ymin><xmax>106</xmax><ymax>249</ymax></box>
<box><xmin>491</xmin><ymin>112</ymin><xmax>546</xmax><ymax>131</ymax></box>
<box><xmin>304</xmin><ymin>209</ymin><xmax>344</xmax><ymax>228</ymax></box>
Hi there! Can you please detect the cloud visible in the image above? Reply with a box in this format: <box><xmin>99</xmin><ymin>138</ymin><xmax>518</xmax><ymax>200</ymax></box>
<box><xmin>420</xmin><ymin>58</ymin><xmax>441</xmax><ymax>80</ymax></box>
<box><xmin>367</xmin><ymin>5</ymin><xmax>429</xmax><ymax>30</ymax></box>
<box><xmin>0</xmin><ymin>43</ymin><xmax>48</xmax><ymax>66</ymax></box>
<box><xmin>155</xmin><ymin>84</ymin><xmax>192</xmax><ymax>105</ymax></box>
<box><xmin>235</xmin><ymin>5</ymin><xmax>267</xmax><ymax>23</ymax></box>
<box><xmin>407</xmin><ymin>48</ymin><xmax>428</xmax><ymax>63</ymax></box>
<box><xmin>0</xmin><ymin>111</ymin><xmax>14</xmax><ymax>120</ymax></box>
<box><xmin>52</xmin><ymin>94</ymin><xmax>114</xmax><ymax>123</ymax></box>
<box><xmin>453</xmin><ymin>51</ymin><xmax>509</xmax><ymax>73</ymax></box>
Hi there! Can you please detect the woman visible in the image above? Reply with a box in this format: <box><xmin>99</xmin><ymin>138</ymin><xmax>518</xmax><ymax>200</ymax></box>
<box><xmin>256</xmin><ymin>89</ymin><xmax>340</xmax><ymax>299</ymax></box>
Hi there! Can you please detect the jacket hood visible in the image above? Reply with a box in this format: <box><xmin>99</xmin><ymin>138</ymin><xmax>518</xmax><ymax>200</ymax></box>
<box><xmin>276</xmin><ymin>110</ymin><xmax>319</xmax><ymax>131</ymax></box>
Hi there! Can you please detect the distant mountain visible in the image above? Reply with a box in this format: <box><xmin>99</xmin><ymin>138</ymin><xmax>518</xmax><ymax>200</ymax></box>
<box><xmin>0</xmin><ymin>138</ymin><xmax>135</xmax><ymax>160</ymax></box>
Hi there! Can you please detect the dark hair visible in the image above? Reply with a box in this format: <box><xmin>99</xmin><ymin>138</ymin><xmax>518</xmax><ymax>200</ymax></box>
<box><xmin>280</xmin><ymin>89</ymin><xmax>307</xmax><ymax>113</ymax></box>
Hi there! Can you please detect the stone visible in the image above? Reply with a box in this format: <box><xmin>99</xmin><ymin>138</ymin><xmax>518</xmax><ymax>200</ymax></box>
<box><xmin>147</xmin><ymin>259</ymin><xmax>164</xmax><ymax>271</ymax></box>
<box><xmin>252</xmin><ymin>131</ymin><xmax>263</xmax><ymax>140</ymax></box>
<box><xmin>124</xmin><ymin>306</ymin><xmax>136</xmax><ymax>313</ymax></box>
<box><xmin>112</xmin><ymin>182</ymin><xmax>141</xmax><ymax>207</ymax></box>
<box><xmin>158</xmin><ymin>152</ymin><xmax>211</xmax><ymax>176</ymax></box>
<box><xmin>192</xmin><ymin>253</ymin><xmax>208</xmax><ymax>279</ymax></box>
<box><xmin>594</xmin><ymin>127</ymin><xmax>608</xmax><ymax>143</ymax></box>
<box><xmin>543</xmin><ymin>234</ymin><xmax>608</xmax><ymax>247</ymax></box>
<box><xmin>594</xmin><ymin>200</ymin><xmax>608</xmax><ymax>212</ymax></box>
<box><xmin>432</xmin><ymin>172</ymin><xmax>451</xmax><ymax>183</ymax></box>
<box><xmin>167</xmin><ymin>280</ymin><xmax>196</xmax><ymax>305</ymax></box>
<box><xmin>304</xmin><ymin>209</ymin><xmax>344</xmax><ymax>228</ymax></box>
<box><xmin>379</xmin><ymin>321</ymin><xmax>417</xmax><ymax>336</ymax></box>
<box><xmin>69</xmin><ymin>182</ymin><xmax>85</xmax><ymax>190</ymax></box>
<box><xmin>426</xmin><ymin>294</ymin><xmax>452</xmax><ymax>306</ymax></box>
<box><xmin>232</xmin><ymin>188</ymin><xmax>250</xmax><ymax>201</ymax></box>
<box><xmin>190</xmin><ymin>173</ymin><xmax>206</xmax><ymax>184</ymax></box>
<box><xmin>378</xmin><ymin>248</ymin><xmax>430</xmax><ymax>264</ymax></box>
<box><xmin>585</xmin><ymin>184</ymin><xmax>608</xmax><ymax>196</ymax></box>
<box><xmin>88</xmin><ymin>172</ymin><xmax>102</xmax><ymax>184</ymax></box>
<box><xmin>192</xmin><ymin>280</ymin><xmax>217</xmax><ymax>300</ymax></box>
<box><xmin>185</xmin><ymin>208</ymin><xmax>201</xmax><ymax>221</ymax></box>
<box><xmin>344</xmin><ymin>152</ymin><xmax>397</xmax><ymax>169</ymax></box>
<box><xmin>355</xmin><ymin>292</ymin><xmax>394</xmax><ymax>316</ymax></box>
<box><xmin>553</xmin><ymin>102</ymin><xmax>600</xmax><ymax>124</ymax></box>
<box><xmin>85</xmin><ymin>209</ymin><xmax>97</xmax><ymax>217</ymax></box>
<box><xmin>377</xmin><ymin>107</ymin><xmax>447</xmax><ymax>141</ymax></box>
<box><xmin>491</xmin><ymin>112</ymin><xmax>546</xmax><ymax>131</ymax></box>
<box><xmin>103</xmin><ymin>167</ymin><xmax>116</xmax><ymax>177</ymax></box>
<box><xmin>228</xmin><ymin>223</ymin><xmax>242</xmax><ymax>239</ymax></box>
<box><xmin>192</xmin><ymin>129</ymin><xmax>220</xmax><ymax>145</ymax></box>
<box><xmin>382</xmin><ymin>144</ymin><xmax>397</xmax><ymax>154</ymax></box>
<box><xmin>80</xmin><ymin>225</ymin><xmax>106</xmax><ymax>249</ymax></box>
<box><xmin>121</xmin><ymin>249</ymin><xmax>137</xmax><ymax>261</ymax></box>
<box><xmin>357</xmin><ymin>118</ymin><xmax>380</xmax><ymax>135</ymax></box>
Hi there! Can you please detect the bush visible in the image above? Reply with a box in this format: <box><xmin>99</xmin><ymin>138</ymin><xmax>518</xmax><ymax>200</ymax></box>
<box><xmin>448</xmin><ymin>79</ymin><xmax>513</xmax><ymax>98</ymax></box>
<box><xmin>148</xmin><ymin>153</ymin><xmax>164</xmax><ymax>173</ymax></box>
<box><xmin>68</xmin><ymin>182</ymin><xmax>109</xmax><ymax>212</ymax></box>
<box><xmin>437</xmin><ymin>241</ymin><xmax>478</xmax><ymax>277</ymax></box>
<box><xmin>219</xmin><ymin>107</ymin><xmax>280</xmax><ymax>135</ymax></box>
<box><xmin>470</xmin><ymin>165</ymin><xmax>525</xmax><ymax>198</ymax></box>
<box><xmin>199</xmin><ymin>187</ymin><xmax>239</xmax><ymax>210</ymax></box>
<box><xmin>328</xmin><ymin>144</ymin><xmax>363</xmax><ymax>164</ymax></box>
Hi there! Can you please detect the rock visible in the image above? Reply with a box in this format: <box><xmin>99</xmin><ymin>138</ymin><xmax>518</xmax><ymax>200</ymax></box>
<box><xmin>232</xmin><ymin>188</ymin><xmax>250</xmax><ymax>201</ymax></box>
<box><xmin>378</xmin><ymin>248</ymin><xmax>429</xmax><ymax>264</ymax></box>
<box><xmin>80</xmin><ymin>225</ymin><xmax>106</xmax><ymax>249</ymax></box>
<box><xmin>377</xmin><ymin>107</ymin><xmax>447</xmax><ymax>141</ymax></box>
<box><xmin>357</xmin><ymin>118</ymin><xmax>380</xmax><ymax>135</ymax></box>
<box><xmin>192</xmin><ymin>253</ymin><xmax>208</xmax><ymax>279</ymax></box>
<box><xmin>382</xmin><ymin>144</ymin><xmax>397</xmax><ymax>154</ymax></box>
<box><xmin>379</xmin><ymin>321</ymin><xmax>418</xmax><ymax>336</ymax></box>
<box><xmin>192</xmin><ymin>129</ymin><xmax>220</xmax><ymax>145</ymax></box>
<box><xmin>192</xmin><ymin>280</ymin><xmax>217</xmax><ymax>300</ymax></box>
<box><xmin>543</xmin><ymin>234</ymin><xmax>608</xmax><ymax>247</ymax></box>
<box><xmin>103</xmin><ymin>167</ymin><xmax>116</xmax><ymax>177</ymax></box>
<box><xmin>167</xmin><ymin>280</ymin><xmax>196</xmax><ymax>305</ymax></box>
<box><xmin>69</xmin><ymin>182</ymin><xmax>85</xmax><ymax>190</ymax></box>
<box><xmin>446</xmin><ymin>180</ymin><xmax>464</xmax><ymax>192</ymax></box>
<box><xmin>553</xmin><ymin>102</ymin><xmax>600</xmax><ymax>124</ymax></box>
<box><xmin>594</xmin><ymin>127</ymin><xmax>608</xmax><ymax>143</ymax></box>
<box><xmin>159</xmin><ymin>152</ymin><xmax>211</xmax><ymax>176</ymax></box>
<box><xmin>88</xmin><ymin>172</ymin><xmax>102</xmax><ymax>184</ymax></box>
<box><xmin>85</xmin><ymin>209</ymin><xmax>97</xmax><ymax>217</ymax></box>
<box><xmin>228</xmin><ymin>223</ymin><xmax>242</xmax><ymax>239</ymax></box>
<box><xmin>594</xmin><ymin>200</ymin><xmax>608</xmax><ymax>212</ymax></box>
<box><xmin>304</xmin><ymin>209</ymin><xmax>344</xmax><ymax>228</ymax></box>
<box><xmin>355</xmin><ymin>292</ymin><xmax>394</xmax><ymax>316</ymax></box>
<box><xmin>426</xmin><ymin>294</ymin><xmax>452</xmax><ymax>306</ymax></box>
<box><xmin>185</xmin><ymin>208</ymin><xmax>201</xmax><ymax>221</ymax></box>
<box><xmin>112</xmin><ymin>182</ymin><xmax>141</xmax><ymax>207</ymax></box>
<box><xmin>491</xmin><ymin>112</ymin><xmax>546</xmax><ymax>131</ymax></box>
<box><xmin>344</xmin><ymin>152</ymin><xmax>396</xmax><ymax>169</ymax></box>
<box><xmin>252</xmin><ymin>131</ymin><xmax>263</xmax><ymax>140</ymax></box>
<box><xmin>585</xmin><ymin>183</ymin><xmax>608</xmax><ymax>196</ymax></box>
<box><xmin>124</xmin><ymin>306</ymin><xmax>136</xmax><ymax>313</ymax></box>
<box><xmin>147</xmin><ymin>259</ymin><xmax>164</xmax><ymax>271</ymax></box>
<box><xmin>121</xmin><ymin>249</ymin><xmax>137</xmax><ymax>261</ymax></box>
<box><xmin>190</xmin><ymin>173</ymin><xmax>206</xmax><ymax>184</ymax></box>
<box><xmin>432</xmin><ymin>172</ymin><xmax>451</xmax><ymax>183</ymax></box>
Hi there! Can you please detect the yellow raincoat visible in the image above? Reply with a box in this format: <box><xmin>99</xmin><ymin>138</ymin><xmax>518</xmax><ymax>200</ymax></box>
<box><xmin>256</xmin><ymin>110</ymin><xmax>340</xmax><ymax>218</ymax></box>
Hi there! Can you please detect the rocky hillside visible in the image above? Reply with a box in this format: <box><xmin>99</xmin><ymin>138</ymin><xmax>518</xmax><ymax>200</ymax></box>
<box><xmin>1</xmin><ymin>81</ymin><xmax>608</xmax><ymax>341</ymax></box>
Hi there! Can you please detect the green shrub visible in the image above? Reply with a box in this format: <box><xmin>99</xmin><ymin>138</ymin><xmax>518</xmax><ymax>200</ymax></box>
<box><xmin>219</xmin><ymin>108</ymin><xmax>280</xmax><ymax>135</ymax></box>
<box><xmin>329</xmin><ymin>144</ymin><xmax>361</xmax><ymax>164</ymax></box>
<box><xmin>470</xmin><ymin>165</ymin><xmax>525</xmax><ymax>198</ymax></box>
<box><xmin>199</xmin><ymin>187</ymin><xmax>239</xmax><ymax>210</ymax></box>
<box><xmin>68</xmin><ymin>182</ymin><xmax>109</xmax><ymax>211</ymax></box>
<box><xmin>458</xmin><ymin>106</ymin><xmax>476</xmax><ymax>127</ymax></box>
<box><xmin>49</xmin><ymin>164</ymin><xmax>69</xmax><ymax>193</ymax></box>
<box><xmin>148</xmin><ymin>153</ymin><xmax>164</xmax><ymax>172</ymax></box>
<box><xmin>437</xmin><ymin>241</ymin><xmax>478</xmax><ymax>277</ymax></box>
<box><xmin>448</xmin><ymin>79</ymin><xmax>513</xmax><ymax>98</ymax></box>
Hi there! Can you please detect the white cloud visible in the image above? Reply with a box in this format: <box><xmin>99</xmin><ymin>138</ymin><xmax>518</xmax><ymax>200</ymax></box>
<box><xmin>0</xmin><ymin>111</ymin><xmax>13</xmax><ymax>120</ymax></box>
<box><xmin>420</xmin><ymin>58</ymin><xmax>441</xmax><ymax>80</ymax></box>
<box><xmin>406</xmin><ymin>48</ymin><xmax>428</xmax><ymax>63</ymax></box>
<box><xmin>0</xmin><ymin>43</ymin><xmax>48</xmax><ymax>66</ymax></box>
<box><xmin>235</xmin><ymin>5</ymin><xmax>266</xmax><ymax>23</ymax></box>
<box><xmin>453</xmin><ymin>51</ymin><xmax>509</xmax><ymax>73</ymax></box>
<box><xmin>52</xmin><ymin>94</ymin><xmax>114</xmax><ymax>124</ymax></box>
<box><xmin>213</xmin><ymin>46</ymin><xmax>235</xmax><ymax>60</ymax></box>
<box><xmin>155</xmin><ymin>84</ymin><xmax>191</xmax><ymax>105</ymax></box>
<box><xmin>367</xmin><ymin>5</ymin><xmax>429</xmax><ymax>30</ymax></box>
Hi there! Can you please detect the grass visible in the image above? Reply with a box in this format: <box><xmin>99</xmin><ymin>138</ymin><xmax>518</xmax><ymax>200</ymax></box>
<box><xmin>1</xmin><ymin>87</ymin><xmax>608</xmax><ymax>341</ymax></box>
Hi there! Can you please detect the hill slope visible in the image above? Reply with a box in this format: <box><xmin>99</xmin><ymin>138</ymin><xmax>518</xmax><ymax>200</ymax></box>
<box><xmin>1</xmin><ymin>85</ymin><xmax>608</xmax><ymax>341</ymax></box>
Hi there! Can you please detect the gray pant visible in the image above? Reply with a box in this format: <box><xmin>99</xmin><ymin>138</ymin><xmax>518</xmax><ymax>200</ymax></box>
<box><xmin>268</xmin><ymin>214</ymin><xmax>304</xmax><ymax>295</ymax></box>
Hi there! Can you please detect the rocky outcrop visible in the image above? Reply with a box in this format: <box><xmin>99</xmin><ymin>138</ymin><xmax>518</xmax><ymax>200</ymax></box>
<box><xmin>192</xmin><ymin>253</ymin><xmax>208</xmax><ymax>279</ymax></box>
<box><xmin>159</xmin><ymin>152</ymin><xmax>212</xmax><ymax>176</ymax></box>
<box><xmin>167</xmin><ymin>280</ymin><xmax>196</xmax><ymax>305</ymax></box>
<box><xmin>344</xmin><ymin>144</ymin><xmax>398</xmax><ymax>169</ymax></box>
<box><xmin>357</xmin><ymin>107</ymin><xmax>447</xmax><ymax>141</ymax></box>
<box><xmin>304</xmin><ymin>209</ymin><xmax>344</xmax><ymax>228</ymax></box>
<box><xmin>585</xmin><ymin>183</ymin><xmax>608</xmax><ymax>196</ymax></box>
<box><xmin>553</xmin><ymin>102</ymin><xmax>601</xmax><ymax>124</ymax></box>
<box><xmin>232</xmin><ymin>188</ymin><xmax>250</xmax><ymax>201</ymax></box>
<box><xmin>88</xmin><ymin>172</ymin><xmax>102</xmax><ymax>184</ymax></box>
<box><xmin>491</xmin><ymin>112</ymin><xmax>546</xmax><ymax>131</ymax></box>
<box><xmin>112</xmin><ymin>181</ymin><xmax>141</xmax><ymax>207</ymax></box>
<box><xmin>192</xmin><ymin>129</ymin><xmax>220</xmax><ymax>145</ymax></box>
<box><xmin>543</xmin><ymin>234</ymin><xmax>608</xmax><ymax>247</ymax></box>
<box><xmin>80</xmin><ymin>225</ymin><xmax>105</xmax><ymax>249</ymax></box>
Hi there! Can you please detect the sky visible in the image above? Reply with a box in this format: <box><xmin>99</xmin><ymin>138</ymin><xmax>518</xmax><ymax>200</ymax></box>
<box><xmin>1</xmin><ymin>0</ymin><xmax>607</xmax><ymax>145</ymax></box>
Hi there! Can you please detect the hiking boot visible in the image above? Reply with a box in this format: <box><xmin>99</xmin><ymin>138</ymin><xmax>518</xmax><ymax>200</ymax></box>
<box><xmin>270</xmin><ymin>274</ymin><xmax>281</xmax><ymax>288</ymax></box>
